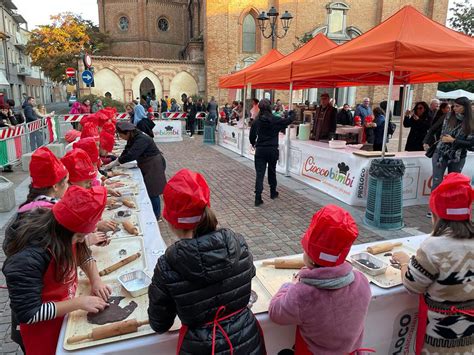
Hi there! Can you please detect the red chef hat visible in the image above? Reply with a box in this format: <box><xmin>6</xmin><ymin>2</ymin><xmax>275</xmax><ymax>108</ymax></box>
<box><xmin>53</xmin><ymin>185</ymin><xmax>107</xmax><ymax>233</ymax></box>
<box><xmin>81</xmin><ymin>122</ymin><xmax>99</xmax><ymax>140</ymax></box>
<box><xmin>301</xmin><ymin>205</ymin><xmax>358</xmax><ymax>267</ymax></box>
<box><xmin>61</xmin><ymin>148</ymin><xmax>96</xmax><ymax>183</ymax></box>
<box><xmin>29</xmin><ymin>147</ymin><xmax>68</xmax><ymax>188</ymax></box>
<box><xmin>95</xmin><ymin>111</ymin><xmax>109</xmax><ymax>127</ymax></box>
<box><xmin>163</xmin><ymin>169</ymin><xmax>210</xmax><ymax>230</ymax></box>
<box><xmin>430</xmin><ymin>173</ymin><xmax>473</xmax><ymax>221</ymax></box>
<box><xmin>365</xmin><ymin>115</ymin><xmax>374</xmax><ymax>124</ymax></box>
<box><xmin>79</xmin><ymin>114</ymin><xmax>99</xmax><ymax>127</ymax></box>
<box><xmin>102</xmin><ymin>121</ymin><xmax>116</xmax><ymax>135</ymax></box>
<box><xmin>101</xmin><ymin>107</ymin><xmax>117</xmax><ymax>120</ymax></box>
<box><xmin>64</xmin><ymin>129</ymin><xmax>81</xmax><ymax>143</ymax></box>
<box><xmin>100</xmin><ymin>131</ymin><xmax>115</xmax><ymax>153</ymax></box>
<box><xmin>74</xmin><ymin>137</ymin><xmax>99</xmax><ymax>167</ymax></box>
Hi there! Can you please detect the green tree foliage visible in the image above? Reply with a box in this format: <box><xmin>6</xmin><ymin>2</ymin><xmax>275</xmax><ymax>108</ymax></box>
<box><xmin>26</xmin><ymin>13</ymin><xmax>110</xmax><ymax>83</ymax></box>
<box><xmin>449</xmin><ymin>0</ymin><xmax>473</xmax><ymax>36</ymax></box>
<box><xmin>438</xmin><ymin>1</ymin><xmax>474</xmax><ymax>93</ymax></box>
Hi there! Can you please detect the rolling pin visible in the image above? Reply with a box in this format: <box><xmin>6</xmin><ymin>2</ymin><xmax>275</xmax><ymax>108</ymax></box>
<box><xmin>122</xmin><ymin>198</ymin><xmax>136</xmax><ymax>209</ymax></box>
<box><xmin>366</xmin><ymin>242</ymin><xmax>403</xmax><ymax>255</ymax></box>
<box><xmin>99</xmin><ymin>252</ymin><xmax>141</xmax><ymax>276</ymax></box>
<box><xmin>262</xmin><ymin>258</ymin><xmax>305</xmax><ymax>269</ymax></box>
<box><xmin>122</xmin><ymin>220</ymin><xmax>139</xmax><ymax>235</ymax></box>
<box><xmin>67</xmin><ymin>318</ymin><xmax>149</xmax><ymax>344</ymax></box>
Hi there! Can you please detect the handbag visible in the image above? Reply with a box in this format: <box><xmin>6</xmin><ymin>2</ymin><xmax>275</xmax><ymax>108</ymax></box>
<box><xmin>425</xmin><ymin>139</ymin><xmax>439</xmax><ymax>158</ymax></box>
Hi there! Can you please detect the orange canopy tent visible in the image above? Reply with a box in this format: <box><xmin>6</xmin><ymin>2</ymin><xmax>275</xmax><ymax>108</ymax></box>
<box><xmin>245</xmin><ymin>34</ymin><xmax>338</xmax><ymax>89</ymax></box>
<box><xmin>291</xmin><ymin>5</ymin><xmax>474</xmax><ymax>86</ymax></box>
<box><xmin>218</xmin><ymin>49</ymin><xmax>284</xmax><ymax>89</ymax></box>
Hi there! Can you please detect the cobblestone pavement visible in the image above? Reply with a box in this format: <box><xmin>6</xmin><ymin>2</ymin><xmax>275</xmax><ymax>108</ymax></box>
<box><xmin>158</xmin><ymin>134</ymin><xmax>433</xmax><ymax>253</ymax></box>
<box><xmin>0</xmin><ymin>133</ymin><xmax>435</xmax><ymax>354</ymax></box>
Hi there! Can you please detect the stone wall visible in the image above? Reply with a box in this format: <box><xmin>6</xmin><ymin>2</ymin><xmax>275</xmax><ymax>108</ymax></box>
<box><xmin>206</xmin><ymin>0</ymin><xmax>449</xmax><ymax>105</ymax></box>
<box><xmin>78</xmin><ymin>56</ymin><xmax>205</xmax><ymax>103</ymax></box>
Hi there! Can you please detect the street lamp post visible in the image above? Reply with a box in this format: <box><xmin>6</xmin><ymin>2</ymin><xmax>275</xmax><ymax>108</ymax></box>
<box><xmin>257</xmin><ymin>7</ymin><xmax>293</xmax><ymax>102</ymax></box>
<box><xmin>257</xmin><ymin>7</ymin><xmax>293</xmax><ymax>49</ymax></box>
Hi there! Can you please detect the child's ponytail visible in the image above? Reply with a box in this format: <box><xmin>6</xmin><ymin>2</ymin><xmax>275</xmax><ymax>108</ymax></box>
<box><xmin>194</xmin><ymin>206</ymin><xmax>218</xmax><ymax>237</ymax></box>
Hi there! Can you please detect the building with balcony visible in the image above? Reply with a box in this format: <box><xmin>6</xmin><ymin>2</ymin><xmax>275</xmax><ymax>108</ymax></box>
<box><xmin>0</xmin><ymin>0</ymin><xmax>57</xmax><ymax>108</ymax></box>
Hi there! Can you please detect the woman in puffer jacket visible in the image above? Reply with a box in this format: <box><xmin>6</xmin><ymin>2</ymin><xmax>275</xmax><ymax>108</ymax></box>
<box><xmin>148</xmin><ymin>169</ymin><xmax>265</xmax><ymax>354</ymax></box>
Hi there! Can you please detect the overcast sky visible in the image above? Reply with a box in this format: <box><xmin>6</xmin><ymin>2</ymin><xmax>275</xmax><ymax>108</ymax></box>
<box><xmin>14</xmin><ymin>0</ymin><xmax>99</xmax><ymax>29</ymax></box>
<box><xmin>15</xmin><ymin>0</ymin><xmax>455</xmax><ymax>29</ymax></box>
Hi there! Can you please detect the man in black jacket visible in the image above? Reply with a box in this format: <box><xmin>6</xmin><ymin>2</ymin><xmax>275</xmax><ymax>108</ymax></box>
<box><xmin>23</xmin><ymin>96</ymin><xmax>43</xmax><ymax>151</ymax></box>
<box><xmin>249</xmin><ymin>99</ymin><xmax>294</xmax><ymax>206</ymax></box>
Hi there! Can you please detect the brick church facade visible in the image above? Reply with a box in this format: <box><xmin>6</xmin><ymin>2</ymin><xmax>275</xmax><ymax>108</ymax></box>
<box><xmin>86</xmin><ymin>0</ymin><xmax>449</xmax><ymax>106</ymax></box>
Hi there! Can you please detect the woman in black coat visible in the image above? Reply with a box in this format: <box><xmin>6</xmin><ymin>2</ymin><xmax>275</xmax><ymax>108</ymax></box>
<box><xmin>148</xmin><ymin>169</ymin><xmax>265</xmax><ymax>355</ymax></box>
<box><xmin>403</xmin><ymin>101</ymin><xmax>432</xmax><ymax>151</ymax></box>
<box><xmin>102</xmin><ymin>121</ymin><xmax>166</xmax><ymax>218</ymax></box>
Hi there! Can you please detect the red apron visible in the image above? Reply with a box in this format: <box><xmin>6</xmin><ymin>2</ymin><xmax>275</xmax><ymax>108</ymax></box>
<box><xmin>415</xmin><ymin>294</ymin><xmax>474</xmax><ymax>355</ymax></box>
<box><xmin>20</xmin><ymin>253</ymin><xmax>78</xmax><ymax>355</ymax></box>
<box><xmin>294</xmin><ymin>327</ymin><xmax>375</xmax><ymax>355</ymax></box>
<box><xmin>176</xmin><ymin>306</ymin><xmax>264</xmax><ymax>355</ymax></box>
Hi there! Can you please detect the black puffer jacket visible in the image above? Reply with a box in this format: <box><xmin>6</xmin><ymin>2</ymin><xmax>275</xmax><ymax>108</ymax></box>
<box><xmin>148</xmin><ymin>228</ymin><xmax>265</xmax><ymax>355</ymax></box>
<box><xmin>249</xmin><ymin>110</ymin><xmax>294</xmax><ymax>148</ymax></box>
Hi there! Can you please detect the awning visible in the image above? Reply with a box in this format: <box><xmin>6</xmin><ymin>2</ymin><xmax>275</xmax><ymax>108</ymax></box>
<box><xmin>0</xmin><ymin>71</ymin><xmax>10</xmax><ymax>86</ymax></box>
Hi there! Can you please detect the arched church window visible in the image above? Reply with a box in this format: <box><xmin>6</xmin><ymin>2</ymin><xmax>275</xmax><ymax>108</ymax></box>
<box><xmin>118</xmin><ymin>16</ymin><xmax>129</xmax><ymax>31</ymax></box>
<box><xmin>242</xmin><ymin>14</ymin><xmax>256</xmax><ymax>53</ymax></box>
<box><xmin>158</xmin><ymin>18</ymin><xmax>169</xmax><ymax>32</ymax></box>
<box><xmin>326</xmin><ymin>2</ymin><xmax>349</xmax><ymax>36</ymax></box>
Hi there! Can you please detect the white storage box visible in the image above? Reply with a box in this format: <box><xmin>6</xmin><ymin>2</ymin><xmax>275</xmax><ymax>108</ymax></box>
<box><xmin>0</xmin><ymin>176</ymin><xmax>15</xmax><ymax>212</ymax></box>
<box><xmin>21</xmin><ymin>152</ymin><xmax>34</xmax><ymax>172</ymax></box>
<box><xmin>46</xmin><ymin>143</ymin><xmax>65</xmax><ymax>158</ymax></box>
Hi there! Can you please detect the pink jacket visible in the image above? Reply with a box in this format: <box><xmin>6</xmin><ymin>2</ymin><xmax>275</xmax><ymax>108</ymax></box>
<box><xmin>268</xmin><ymin>262</ymin><xmax>371</xmax><ymax>355</ymax></box>
<box><xmin>18</xmin><ymin>200</ymin><xmax>54</xmax><ymax>213</ymax></box>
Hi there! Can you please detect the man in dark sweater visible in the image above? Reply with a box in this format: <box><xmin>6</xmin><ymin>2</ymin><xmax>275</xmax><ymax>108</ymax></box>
<box><xmin>23</xmin><ymin>96</ymin><xmax>43</xmax><ymax>151</ymax></box>
<box><xmin>249</xmin><ymin>99</ymin><xmax>294</xmax><ymax>206</ymax></box>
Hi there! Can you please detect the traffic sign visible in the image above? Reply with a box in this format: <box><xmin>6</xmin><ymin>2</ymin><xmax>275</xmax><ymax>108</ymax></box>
<box><xmin>84</xmin><ymin>53</ymin><xmax>92</xmax><ymax>68</ymax></box>
<box><xmin>66</xmin><ymin>67</ymin><xmax>75</xmax><ymax>77</ymax></box>
<box><xmin>82</xmin><ymin>70</ymin><xmax>93</xmax><ymax>85</ymax></box>
<box><xmin>67</xmin><ymin>77</ymin><xmax>77</xmax><ymax>86</ymax></box>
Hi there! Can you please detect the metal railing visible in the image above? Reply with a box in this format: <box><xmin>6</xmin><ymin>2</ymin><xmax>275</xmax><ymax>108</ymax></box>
<box><xmin>0</xmin><ymin>118</ymin><xmax>52</xmax><ymax>168</ymax></box>
<box><xmin>0</xmin><ymin>111</ymin><xmax>212</xmax><ymax>167</ymax></box>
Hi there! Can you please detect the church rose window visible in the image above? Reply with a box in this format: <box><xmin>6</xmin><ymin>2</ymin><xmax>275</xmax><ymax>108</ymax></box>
<box><xmin>158</xmin><ymin>18</ymin><xmax>169</xmax><ymax>32</ymax></box>
<box><xmin>118</xmin><ymin>16</ymin><xmax>129</xmax><ymax>31</ymax></box>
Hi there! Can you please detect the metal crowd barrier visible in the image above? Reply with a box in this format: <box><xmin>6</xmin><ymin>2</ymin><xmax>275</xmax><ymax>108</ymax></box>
<box><xmin>0</xmin><ymin>118</ymin><xmax>51</xmax><ymax>168</ymax></box>
<box><xmin>0</xmin><ymin>111</ymin><xmax>213</xmax><ymax>167</ymax></box>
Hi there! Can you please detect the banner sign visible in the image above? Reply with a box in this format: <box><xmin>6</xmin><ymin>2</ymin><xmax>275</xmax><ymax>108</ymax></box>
<box><xmin>152</xmin><ymin>120</ymin><xmax>182</xmax><ymax>142</ymax></box>
<box><xmin>219</xmin><ymin>133</ymin><xmax>474</xmax><ymax>207</ymax></box>
<box><xmin>218</xmin><ymin>124</ymin><xmax>242</xmax><ymax>154</ymax></box>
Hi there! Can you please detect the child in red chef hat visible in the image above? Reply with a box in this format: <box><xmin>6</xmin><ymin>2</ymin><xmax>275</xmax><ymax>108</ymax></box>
<box><xmin>3</xmin><ymin>186</ymin><xmax>110</xmax><ymax>355</ymax></box>
<box><xmin>392</xmin><ymin>173</ymin><xmax>474</xmax><ymax>355</ymax></box>
<box><xmin>61</xmin><ymin>148</ymin><xmax>117</xmax><ymax>241</ymax></box>
<box><xmin>148</xmin><ymin>169</ymin><xmax>266</xmax><ymax>355</ymax></box>
<box><xmin>99</xmin><ymin>130</ymin><xmax>117</xmax><ymax>165</ymax></box>
<box><xmin>269</xmin><ymin>205</ymin><xmax>372</xmax><ymax>355</ymax></box>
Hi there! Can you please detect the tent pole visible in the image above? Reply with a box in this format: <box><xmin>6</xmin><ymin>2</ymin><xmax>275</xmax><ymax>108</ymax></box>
<box><xmin>240</xmin><ymin>84</ymin><xmax>248</xmax><ymax>157</ymax></box>
<box><xmin>397</xmin><ymin>84</ymin><xmax>409</xmax><ymax>152</ymax></box>
<box><xmin>285</xmin><ymin>82</ymin><xmax>294</xmax><ymax>177</ymax></box>
<box><xmin>381</xmin><ymin>71</ymin><xmax>394</xmax><ymax>158</ymax></box>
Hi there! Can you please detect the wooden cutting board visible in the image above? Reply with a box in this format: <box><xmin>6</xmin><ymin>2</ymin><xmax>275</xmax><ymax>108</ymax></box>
<box><xmin>64</xmin><ymin>278</ymin><xmax>181</xmax><ymax>351</ymax></box>
<box><xmin>348</xmin><ymin>244</ymin><xmax>417</xmax><ymax>288</ymax></box>
<box><xmin>78</xmin><ymin>237</ymin><xmax>147</xmax><ymax>281</ymax></box>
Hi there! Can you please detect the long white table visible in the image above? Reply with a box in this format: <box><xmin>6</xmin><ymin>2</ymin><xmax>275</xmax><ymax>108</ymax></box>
<box><xmin>217</xmin><ymin>124</ymin><xmax>474</xmax><ymax>207</ymax></box>
<box><xmin>57</xmin><ymin>233</ymin><xmax>428</xmax><ymax>354</ymax></box>
<box><xmin>57</xmin><ymin>166</ymin><xmax>167</xmax><ymax>354</ymax></box>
